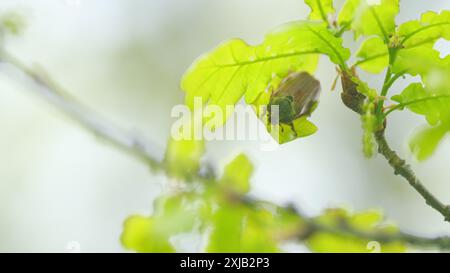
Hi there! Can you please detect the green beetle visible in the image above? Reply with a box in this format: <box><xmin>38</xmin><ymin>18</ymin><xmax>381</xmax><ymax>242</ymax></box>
<box><xmin>268</xmin><ymin>72</ymin><xmax>321</xmax><ymax>134</ymax></box>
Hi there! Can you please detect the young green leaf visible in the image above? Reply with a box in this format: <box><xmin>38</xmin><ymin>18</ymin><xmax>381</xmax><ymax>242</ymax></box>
<box><xmin>392</xmin><ymin>10</ymin><xmax>450</xmax><ymax>78</ymax></box>
<box><xmin>392</xmin><ymin>83</ymin><xmax>449</xmax><ymax>126</ymax></box>
<box><xmin>304</xmin><ymin>0</ymin><xmax>335</xmax><ymax>22</ymax></box>
<box><xmin>121</xmin><ymin>216</ymin><xmax>175</xmax><ymax>253</ymax></box>
<box><xmin>398</xmin><ymin>10</ymin><xmax>450</xmax><ymax>49</ymax></box>
<box><xmin>240</xmin><ymin>209</ymin><xmax>280</xmax><ymax>252</ymax></box>
<box><xmin>356</xmin><ymin>37</ymin><xmax>389</xmax><ymax>73</ymax></box>
<box><xmin>409</xmin><ymin>124</ymin><xmax>449</xmax><ymax>161</ymax></box>
<box><xmin>337</xmin><ymin>0</ymin><xmax>360</xmax><ymax>27</ymax></box>
<box><xmin>307</xmin><ymin>209</ymin><xmax>406</xmax><ymax>253</ymax></box>
<box><xmin>392</xmin><ymin>46</ymin><xmax>445</xmax><ymax>77</ymax></box>
<box><xmin>206</xmin><ymin>204</ymin><xmax>246</xmax><ymax>252</ymax></box>
<box><xmin>270</xmin><ymin>116</ymin><xmax>318</xmax><ymax>144</ymax></box>
<box><xmin>206</xmin><ymin>204</ymin><xmax>280</xmax><ymax>252</ymax></box>
<box><xmin>392</xmin><ymin>82</ymin><xmax>450</xmax><ymax>160</ymax></box>
<box><xmin>338</xmin><ymin>0</ymin><xmax>399</xmax><ymax>41</ymax></box>
<box><xmin>121</xmin><ymin>194</ymin><xmax>200</xmax><ymax>253</ymax></box>
<box><xmin>181</xmin><ymin>21</ymin><xmax>350</xmax><ymax>126</ymax></box>
<box><xmin>164</xmin><ymin>137</ymin><xmax>205</xmax><ymax>180</ymax></box>
<box><xmin>220</xmin><ymin>153</ymin><xmax>253</xmax><ymax>194</ymax></box>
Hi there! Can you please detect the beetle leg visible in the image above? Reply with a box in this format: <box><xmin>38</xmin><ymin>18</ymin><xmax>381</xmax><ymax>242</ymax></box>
<box><xmin>289</xmin><ymin>122</ymin><xmax>298</xmax><ymax>138</ymax></box>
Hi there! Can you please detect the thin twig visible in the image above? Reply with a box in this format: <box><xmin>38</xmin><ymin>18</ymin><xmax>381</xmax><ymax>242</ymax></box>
<box><xmin>0</xmin><ymin>50</ymin><xmax>163</xmax><ymax>171</ymax></box>
<box><xmin>375</xmin><ymin>130</ymin><xmax>450</xmax><ymax>222</ymax></box>
<box><xmin>339</xmin><ymin>70</ymin><xmax>450</xmax><ymax>222</ymax></box>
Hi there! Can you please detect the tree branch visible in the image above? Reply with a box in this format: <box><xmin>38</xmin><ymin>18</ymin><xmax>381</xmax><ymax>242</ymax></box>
<box><xmin>240</xmin><ymin>194</ymin><xmax>450</xmax><ymax>250</ymax></box>
<box><xmin>339</xmin><ymin>70</ymin><xmax>450</xmax><ymax>222</ymax></box>
<box><xmin>301</xmin><ymin>215</ymin><xmax>450</xmax><ymax>250</ymax></box>
<box><xmin>2</xmin><ymin>50</ymin><xmax>450</xmax><ymax>250</ymax></box>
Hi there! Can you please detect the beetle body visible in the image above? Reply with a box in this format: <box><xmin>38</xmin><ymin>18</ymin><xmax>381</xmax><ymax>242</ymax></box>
<box><xmin>268</xmin><ymin>71</ymin><xmax>321</xmax><ymax>125</ymax></box>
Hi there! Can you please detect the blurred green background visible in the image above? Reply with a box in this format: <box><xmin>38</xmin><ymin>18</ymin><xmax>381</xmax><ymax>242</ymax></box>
<box><xmin>0</xmin><ymin>0</ymin><xmax>449</xmax><ymax>252</ymax></box>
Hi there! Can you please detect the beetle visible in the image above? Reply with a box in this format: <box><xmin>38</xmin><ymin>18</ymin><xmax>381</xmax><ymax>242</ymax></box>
<box><xmin>267</xmin><ymin>71</ymin><xmax>321</xmax><ymax>136</ymax></box>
